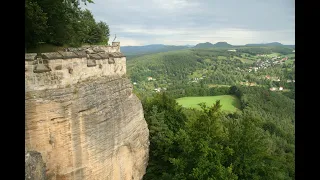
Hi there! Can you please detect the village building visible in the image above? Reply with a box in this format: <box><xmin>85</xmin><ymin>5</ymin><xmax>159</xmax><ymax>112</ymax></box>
<box><xmin>154</xmin><ymin>88</ymin><xmax>161</xmax><ymax>92</ymax></box>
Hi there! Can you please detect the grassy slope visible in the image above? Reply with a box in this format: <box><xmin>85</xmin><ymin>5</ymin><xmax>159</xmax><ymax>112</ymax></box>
<box><xmin>235</xmin><ymin>57</ymin><xmax>255</xmax><ymax>64</ymax></box>
<box><xmin>127</xmin><ymin>49</ymin><xmax>197</xmax><ymax>77</ymax></box>
<box><xmin>128</xmin><ymin>49</ymin><xmax>191</xmax><ymax>64</ymax></box>
<box><xmin>176</xmin><ymin>95</ymin><xmax>241</xmax><ymax>112</ymax></box>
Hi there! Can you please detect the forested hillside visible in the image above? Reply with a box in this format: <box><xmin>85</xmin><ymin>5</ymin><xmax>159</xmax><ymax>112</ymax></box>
<box><xmin>121</xmin><ymin>44</ymin><xmax>190</xmax><ymax>57</ymax></box>
<box><xmin>128</xmin><ymin>45</ymin><xmax>295</xmax><ymax>179</ymax></box>
<box><xmin>128</xmin><ymin>46</ymin><xmax>295</xmax><ymax>98</ymax></box>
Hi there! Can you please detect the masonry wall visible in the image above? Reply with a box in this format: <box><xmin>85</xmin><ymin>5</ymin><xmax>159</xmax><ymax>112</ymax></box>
<box><xmin>25</xmin><ymin>43</ymin><xmax>126</xmax><ymax>91</ymax></box>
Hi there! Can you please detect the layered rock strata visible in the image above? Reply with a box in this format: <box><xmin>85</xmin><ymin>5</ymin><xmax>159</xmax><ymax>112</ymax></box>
<box><xmin>25</xmin><ymin>43</ymin><xmax>149</xmax><ymax>180</ymax></box>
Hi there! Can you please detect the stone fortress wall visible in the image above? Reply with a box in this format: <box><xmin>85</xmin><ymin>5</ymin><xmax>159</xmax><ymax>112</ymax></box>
<box><xmin>25</xmin><ymin>42</ymin><xmax>126</xmax><ymax>91</ymax></box>
<box><xmin>25</xmin><ymin>42</ymin><xmax>150</xmax><ymax>180</ymax></box>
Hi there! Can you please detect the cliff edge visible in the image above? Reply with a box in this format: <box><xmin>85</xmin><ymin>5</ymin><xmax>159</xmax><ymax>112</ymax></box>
<box><xmin>25</xmin><ymin>42</ymin><xmax>149</xmax><ymax>180</ymax></box>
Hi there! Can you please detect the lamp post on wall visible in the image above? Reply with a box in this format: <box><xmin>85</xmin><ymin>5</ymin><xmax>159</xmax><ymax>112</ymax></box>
<box><xmin>112</xmin><ymin>34</ymin><xmax>117</xmax><ymax>42</ymax></box>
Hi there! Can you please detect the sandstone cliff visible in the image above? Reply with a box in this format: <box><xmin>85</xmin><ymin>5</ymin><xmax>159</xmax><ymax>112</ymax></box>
<box><xmin>25</xmin><ymin>43</ymin><xmax>149</xmax><ymax>180</ymax></box>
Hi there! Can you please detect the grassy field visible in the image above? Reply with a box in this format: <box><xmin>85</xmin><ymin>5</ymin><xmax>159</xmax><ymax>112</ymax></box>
<box><xmin>286</xmin><ymin>53</ymin><xmax>295</xmax><ymax>58</ymax></box>
<box><xmin>188</xmin><ymin>70</ymin><xmax>204</xmax><ymax>79</ymax></box>
<box><xmin>176</xmin><ymin>95</ymin><xmax>241</xmax><ymax>112</ymax></box>
<box><xmin>285</xmin><ymin>59</ymin><xmax>295</xmax><ymax>65</ymax></box>
<box><xmin>235</xmin><ymin>57</ymin><xmax>255</xmax><ymax>64</ymax></box>
<box><xmin>204</xmin><ymin>58</ymin><xmax>212</xmax><ymax>63</ymax></box>
<box><xmin>207</xmin><ymin>84</ymin><xmax>231</xmax><ymax>88</ymax></box>
<box><xmin>218</xmin><ymin>56</ymin><xmax>227</xmax><ymax>60</ymax></box>
<box><xmin>266</xmin><ymin>53</ymin><xmax>281</xmax><ymax>57</ymax></box>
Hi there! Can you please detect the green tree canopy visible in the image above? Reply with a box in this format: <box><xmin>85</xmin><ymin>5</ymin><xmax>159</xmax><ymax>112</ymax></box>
<box><xmin>25</xmin><ymin>0</ymin><xmax>109</xmax><ymax>49</ymax></box>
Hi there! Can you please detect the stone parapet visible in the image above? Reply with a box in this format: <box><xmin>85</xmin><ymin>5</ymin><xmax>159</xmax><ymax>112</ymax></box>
<box><xmin>25</xmin><ymin>43</ymin><xmax>126</xmax><ymax>91</ymax></box>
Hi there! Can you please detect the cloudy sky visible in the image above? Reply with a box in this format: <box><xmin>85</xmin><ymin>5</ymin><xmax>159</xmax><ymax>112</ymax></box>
<box><xmin>82</xmin><ymin>0</ymin><xmax>295</xmax><ymax>46</ymax></box>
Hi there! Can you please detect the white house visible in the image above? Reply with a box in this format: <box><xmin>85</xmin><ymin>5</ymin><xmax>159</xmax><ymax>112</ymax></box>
<box><xmin>279</xmin><ymin>87</ymin><xmax>283</xmax><ymax>91</ymax></box>
<box><xmin>154</xmin><ymin>88</ymin><xmax>161</xmax><ymax>92</ymax></box>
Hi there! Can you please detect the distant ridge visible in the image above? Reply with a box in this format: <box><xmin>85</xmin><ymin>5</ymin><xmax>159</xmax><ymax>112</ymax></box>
<box><xmin>120</xmin><ymin>44</ymin><xmax>190</xmax><ymax>56</ymax></box>
<box><xmin>194</xmin><ymin>42</ymin><xmax>214</xmax><ymax>48</ymax></box>
<box><xmin>121</xmin><ymin>42</ymin><xmax>295</xmax><ymax>56</ymax></box>
<box><xmin>245</xmin><ymin>42</ymin><xmax>283</xmax><ymax>46</ymax></box>
<box><xmin>245</xmin><ymin>42</ymin><xmax>295</xmax><ymax>48</ymax></box>
<box><xmin>212</xmin><ymin>42</ymin><xmax>233</xmax><ymax>47</ymax></box>
<box><xmin>194</xmin><ymin>41</ymin><xmax>233</xmax><ymax>48</ymax></box>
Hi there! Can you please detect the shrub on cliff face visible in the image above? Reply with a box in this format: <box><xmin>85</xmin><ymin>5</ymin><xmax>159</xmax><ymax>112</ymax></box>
<box><xmin>68</xmin><ymin>67</ymin><xmax>73</xmax><ymax>74</ymax></box>
<box><xmin>55</xmin><ymin>65</ymin><xmax>62</xmax><ymax>70</ymax></box>
<box><xmin>25</xmin><ymin>151</ymin><xmax>46</xmax><ymax>180</ymax></box>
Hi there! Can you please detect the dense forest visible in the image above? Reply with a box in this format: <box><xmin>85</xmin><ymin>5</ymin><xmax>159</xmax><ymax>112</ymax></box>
<box><xmin>25</xmin><ymin>0</ymin><xmax>109</xmax><ymax>50</ymax></box>
<box><xmin>139</xmin><ymin>86</ymin><xmax>294</xmax><ymax>179</ymax></box>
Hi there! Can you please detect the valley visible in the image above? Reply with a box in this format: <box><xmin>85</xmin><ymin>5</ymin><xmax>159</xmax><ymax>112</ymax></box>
<box><xmin>127</xmin><ymin>44</ymin><xmax>295</xmax><ymax>101</ymax></box>
<box><xmin>25</xmin><ymin>0</ymin><xmax>295</xmax><ymax>179</ymax></box>
<box><xmin>127</xmin><ymin>43</ymin><xmax>295</xmax><ymax>179</ymax></box>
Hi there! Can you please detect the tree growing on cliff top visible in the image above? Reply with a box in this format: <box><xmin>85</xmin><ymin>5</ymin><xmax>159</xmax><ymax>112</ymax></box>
<box><xmin>25</xmin><ymin>0</ymin><xmax>110</xmax><ymax>50</ymax></box>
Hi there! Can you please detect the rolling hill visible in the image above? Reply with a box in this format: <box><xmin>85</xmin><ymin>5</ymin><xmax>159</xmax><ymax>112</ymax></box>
<box><xmin>194</xmin><ymin>42</ymin><xmax>233</xmax><ymax>48</ymax></box>
<box><xmin>194</xmin><ymin>42</ymin><xmax>214</xmax><ymax>48</ymax></box>
<box><xmin>212</xmin><ymin>42</ymin><xmax>233</xmax><ymax>48</ymax></box>
<box><xmin>245</xmin><ymin>42</ymin><xmax>294</xmax><ymax>48</ymax></box>
<box><xmin>120</xmin><ymin>44</ymin><xmax>190</xmax><ymax>56</ymax></box>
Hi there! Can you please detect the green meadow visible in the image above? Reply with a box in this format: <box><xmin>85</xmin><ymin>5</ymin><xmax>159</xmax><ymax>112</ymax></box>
<box><xmin>176</xmin><ymin>95</ymin><xmax>241</xmax><ymax>112</ymax></box>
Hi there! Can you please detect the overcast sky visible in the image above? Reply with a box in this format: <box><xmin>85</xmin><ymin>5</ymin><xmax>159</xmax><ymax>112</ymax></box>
<box><xmin>82</xmin><ymin>0</ymin><xmax>295</xmax><ymax>46</ymax></box>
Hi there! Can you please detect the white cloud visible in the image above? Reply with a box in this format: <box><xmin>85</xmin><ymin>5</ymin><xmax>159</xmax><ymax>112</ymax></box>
<box><xmin>83</xmin><ymin>0</ymin><xmax>295</xmax><ymax>45</ymax></box>
<box><xmin>115</xmin><ymin>27</ymin><xmax>295</xmax><ymax>45</ymax></box>
<box><xmin>117</xmin><ymin>37</ymin><xmax>146</xmax><ymax>46</ymax></box>
<box><xmin>152</xmin><ymin>0</ymin><xmax>200</xmax><ymax>10</ymax></box>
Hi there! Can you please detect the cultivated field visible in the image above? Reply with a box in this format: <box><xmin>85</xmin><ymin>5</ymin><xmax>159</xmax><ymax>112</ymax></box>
<box><xmin>176</xmin><ymin>95</ymin><xmax>241</xmax><ymax>112</ymax></box>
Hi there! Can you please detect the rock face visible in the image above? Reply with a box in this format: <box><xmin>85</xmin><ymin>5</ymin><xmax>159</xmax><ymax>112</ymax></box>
<box><xmin>25</xmin><ymin>43</ymin><xmax>149</xmax><ymax>180</ymax></box>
